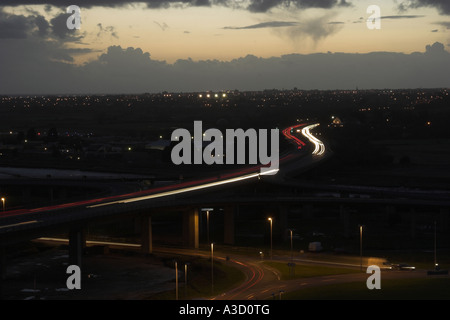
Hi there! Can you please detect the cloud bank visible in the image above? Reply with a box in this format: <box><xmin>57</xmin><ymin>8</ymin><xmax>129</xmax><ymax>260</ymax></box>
<box><xmin>1</xmin><ymin>4</ymin><xmax>450</xmax><ymax>94</ymax></box>
<box><xmin>0</xmin><ymin>0</ymin><xmax>350</xmax><ymax>13</ymax></box>
<box><xmin>1</xmin><ymin>41</ymin><xmax>449</xmax><ymax>94</ymax></box>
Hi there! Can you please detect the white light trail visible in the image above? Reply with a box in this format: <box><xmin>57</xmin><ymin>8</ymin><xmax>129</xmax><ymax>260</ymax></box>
<box><xmin>0</xmin><ymin>220</ymin><xmax>38</xmax><ymax>229</ymax></box>
<box><xmin>302</xmin><ymin>124</ymin><xmax>325</xmax><ymax>156</ymax></box>
<box><xmin>37</xmin><ymin>237</ymin><xmax>141</xmax><ymax>248</ymax></box>
<box><xmin>87</xmin><ymin>168</ymin><xmax>279</xmax><ymax>208</ymax></box>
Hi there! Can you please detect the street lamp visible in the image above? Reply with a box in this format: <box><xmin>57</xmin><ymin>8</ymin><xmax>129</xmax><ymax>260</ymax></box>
<box><xmin>211</xmin><ymin>243</ymin><xmax>214</xmax><ymax>294</ymax></box>
<box><xmin>359</xmin><ymin>225</ymin><xmax>363</xmax><ymax>271</ymax></box>
<box><xmin>1</xmin><ymin>197</ymin><xmax>5</xmax><ymax>212</ymax></box>
<box><xmin>201</xmin><ymin>208</ymin><xmax>213</xmax><ymax>244</ymax></box>
<box><xmin>434</xmin><ymin>220</ymin><xmax>438</xmax><ymax>269</ymax></box>
<box><xmin>289</xmin><ymin>229</ymin><xmax>293</xmax><ymax>262</ymax></box>
<box><xmin>185</xmin><ymin>263</ymin><xmax>190</xmax><ymax>298</ymax></box>
<box><xmin>207</xmin><ymin>210</ymin><xmax>210</xmax><ymax>244</ymax></box>
<box><xmin>268</xmin><ymin>218</ymin><xmax>273</xmax><ymax>260</ymax></box>
<box><xmin>175</xmin><ymin>261</ymin><xmax>178</xmax><ymax>300</ymax></box>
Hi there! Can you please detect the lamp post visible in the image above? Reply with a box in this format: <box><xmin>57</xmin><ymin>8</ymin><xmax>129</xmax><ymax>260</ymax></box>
<box><xmin>1</xmin><ymin>197</ymin><xmax>5</xmax><ymax>212</ymax></box>
<box><xmin>359</xmin><ymin>225</ymin><xmax>363</xmax><ymax>271</ymax></box>
<box><xmin>211</xmin><ymin>243</ymin><xmax>214</xmax><ymax>294</ymax></box>
<box><xmin>175</xmin><ymin>261</ymin><xmax>178</xmax><ymax>300</ymax></box>
<box><xmin>207</xmin><ymin>210</ymin><xmax>210</xmax><ymax>244</ymax></box>
<box><xmin>268</xmin><ymin>218</ymin><xmax>273</xmax><ymax>260</ymax></box>
<box><xmin>185</xmin><ymin>263</ymin><xmax>190</xmax><ymax>298</ymax></box>
<box><xmin>202</xmin><ymin>208</ymin><xmax>213</xmax><ymax>245</ymax></box>
<box><xmin>434</xmin><ymin>220</ymin><xmax>437</xmax><ymax>269</ymax></box>
<box><xmin>289</xmin><ymin>229</ymin><xmax>293</xmax><ymax>262</ymax></box>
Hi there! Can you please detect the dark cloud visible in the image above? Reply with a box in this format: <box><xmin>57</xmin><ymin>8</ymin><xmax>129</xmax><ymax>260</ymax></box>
<box><xmin>425</xmin><ymin>41</ymin><xmax>446</xmax><ymax>54</ymax></box>
<box><xmin>97</xmin><ymin>23</ymin><xmax>119</xmax><ymax>38</ymax></box>
<box><xmin>381</xmin><ymin>15</ymin><xmax>425</xmax><ymax>19</ymax></box>
<box><xmin>154</xmin><ymin>21</ymin><xmax>169</xmax><ymax>31</ymax></box>
<box><xmin>34</xmin><ymin>14</ymin><xmax>51</xmax><ymax>37</ymax></box>
<box><xmin>433</xmin><ymin>21</ymin><xmax>450</xmax><ymax>28</ymax></box>
<box><xmin>398</xmin><ymin>0</ymin><xmax>450</xmax><ymax>15</ymax></box>
<box><xmin>247</xmin><ymin>0</ymin><xmax>342</xmax><ymax>13</ymax></box>
<box><xmin>223</xmin><ymin>21</ymin><xmax>299</xmax><ymax>29</ymax></box>
<box><xmin>0</xmin><ymin>10</ymin><xmax>38</xmax><ymax>39</ymax></box>
<box><xmin>0</xmin><ymin>7</ymin><xmax>86</xmax><ymax>43</ymax></box>
<box><xmin>338</xmin><ymin>0</ymin><xmax>351</xmax><ymax>7</ymax></box>
<box><xmin>0</xmin><ymin>7</ymin><xmax>92</xmax><ymax>80</ymax></box>
<box><xmin>223</xmin><ymin>15</ymin><xmax>344</xmax><ymax>43</ymax></box>
<box><xmin>0</xmin><ymin>9</ymin><xmax>78</xmax><ymax>41</ymax></box>
<box><xmin>0</xmin><ymin>0</ymin><xmax>351</xmax><ymax>13</ymax></box>
<box><xmin>44</xmin><ymin>4</ymin><xmax>53</xmax><ymax>13</ymax></box>
<box><xmin>279</xmin><ymin>13</ymin><xmax>344</xmax><ymax>43</ymax></box>
<box><xmin>50</xmin><ymin>12</ymin><xmax>85</xmax><ymax>42</ymax></box>
<box><xmin>0</xmin><ymin>1</ymin><xmax>125</xmax><ymax>8</ymax></box>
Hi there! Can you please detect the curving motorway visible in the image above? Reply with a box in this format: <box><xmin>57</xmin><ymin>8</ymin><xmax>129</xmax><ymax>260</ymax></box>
<box><xmin>301</xmin><ymin>124</ymin><xmax>325</xmax><ymax>156</ymax></box>
<box><xmin>0</xmin><ymin>123</ymin><xmax>324</xmax><ymax>220</ymax></box>
<box><xmin>0</xmin><ymin>123</ymin><xmax>327</xmax><ymax>249</ymax></box>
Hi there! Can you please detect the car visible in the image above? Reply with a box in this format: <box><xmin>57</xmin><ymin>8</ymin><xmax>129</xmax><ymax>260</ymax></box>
<box><xmin>394</xmin><ymin>263</ymin><xmax>416</xmax><ymax>271</ymax></box>
<box><xmin>381</xmin><ymin>262</ymin><xmax>394</xmax><ymax>270</ymax></box>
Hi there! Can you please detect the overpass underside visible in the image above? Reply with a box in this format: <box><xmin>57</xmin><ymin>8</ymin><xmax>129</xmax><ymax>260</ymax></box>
<box><xmin>16</xmin><ymin>203</ymin><xmax>450</xmax><ymax>269</ymax></box>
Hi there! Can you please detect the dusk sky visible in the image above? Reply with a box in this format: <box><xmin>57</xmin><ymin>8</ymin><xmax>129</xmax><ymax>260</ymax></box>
<box><xmin>1</xmin><ymin>0</ymin><xmax>450</xmax><ymax>94</ymax></box>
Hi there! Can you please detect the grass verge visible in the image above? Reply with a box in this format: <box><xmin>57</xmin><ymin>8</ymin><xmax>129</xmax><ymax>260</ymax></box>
<box><xmin>281</xmin><ymin>277</ymin><xmax>450</xmax><ymax>300</ymax></box>
<box><xmin>264</xmin><ymin>261</ymin><xmax>360</xmax><ymax>280</ymax></box>
<box><xmin>147</xmin><ymin>257</ymin><xmax>246</xmax><ymax>300</ymax></box>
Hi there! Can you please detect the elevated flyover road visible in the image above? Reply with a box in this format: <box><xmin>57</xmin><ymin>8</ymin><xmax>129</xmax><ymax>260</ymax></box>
<box><xmin>0</xmin><ymin>123</ymin><xmax>327</xmax><ymax>237</ymax></box>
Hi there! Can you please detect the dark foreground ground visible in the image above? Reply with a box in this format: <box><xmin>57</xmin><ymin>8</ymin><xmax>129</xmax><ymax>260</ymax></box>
<box><xmin>1</xmin><ymin>244</ymin><xmax>176</xmax><ymax>300</ymax></box>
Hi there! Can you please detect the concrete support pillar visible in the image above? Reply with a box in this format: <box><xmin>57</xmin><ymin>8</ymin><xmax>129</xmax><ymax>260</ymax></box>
<box><xmin>141</xmin><ymin>215</ymin><xmax>153</xmax><ymax>254</ymax></box>
<box><xmin>224</xmin><ymin>206</ymin><xmax>235</xmax><ymax>245</ymax></box>
<box><xmin>183</xmin><ymin>208</ymin><xmax>199</xmax><ymax>249</ymax></box>
<box><xmin>69</xmin><ymin>228</ymin><xmax>85</xmax><ymax>267</ymax></box>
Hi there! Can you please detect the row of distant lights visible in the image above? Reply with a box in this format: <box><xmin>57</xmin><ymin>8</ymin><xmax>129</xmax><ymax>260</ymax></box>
<box><xmin>198</xmin><ymin>93</ymin><xmax>227</xmax><ymax>98</ymax></box>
